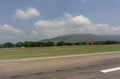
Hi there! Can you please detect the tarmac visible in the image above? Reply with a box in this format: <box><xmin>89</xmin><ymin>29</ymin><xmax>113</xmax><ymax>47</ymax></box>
<box><xmin>0</xmin><ymin>51</ymin><xmax>120</xmax><ymax>79</ymax></box>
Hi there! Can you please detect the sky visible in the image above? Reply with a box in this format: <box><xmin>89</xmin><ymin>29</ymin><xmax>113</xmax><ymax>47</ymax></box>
<box><xmin>0</xmin><ymin>0</ymin><xmax>120</xmax><ymax>43</ymax></box>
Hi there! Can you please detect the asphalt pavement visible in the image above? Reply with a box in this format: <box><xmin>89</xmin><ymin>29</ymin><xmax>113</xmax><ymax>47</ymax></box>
<box><xmin>0</xmin><ymin>51</ymin><xmax>120</xmax><ymax>79</ymax></box>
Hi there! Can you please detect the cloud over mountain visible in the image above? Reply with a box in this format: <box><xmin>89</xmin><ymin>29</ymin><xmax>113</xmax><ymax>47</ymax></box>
<box><xmin>33</xmin><ymin>13</ymin><xmax>120</xmax><ymax>39</ymax></box>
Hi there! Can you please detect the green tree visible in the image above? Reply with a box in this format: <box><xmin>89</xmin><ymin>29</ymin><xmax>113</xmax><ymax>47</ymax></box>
<box><xmin>74</xmin><ymin>42</ymin><xmax>80</xmax><ymax>45</ymax></box>
<box><xmin>0</xmin><ymin>44</ymin><xmax>3</xmax><ymax>48</ymax></box>
<box><xmin>16</xmin><ymin>42</ymin><xmax>24</xmax><ymax>47</ymax></box>
<box><xmin>56</xmin><ymin>41</ymin><xmax>65</xmax><ymax>46</ymax></box>
<box><xmin>23</xmin><ymin>41</ymin><xmax>33</xmax><ymax>47</ymax></box>
<box><xmin>65</xmin><ymin>42</ymin><xmax>73</xmax><ymax>46</ymax></box>
<box><xmin>46</xmin><ymin>42</ymin><xmax>55</xmax><ymax>47</ymax></box>
<box><xmin>3</xmin><ymin>42</ymin><xmax>14</xmax><ymax>48</ymax></box>
<box><xmin>80</xmin><ymin>42</ymin><xmax>87</xmax><ymax>45</ymax></box>
<box><xmin>35</xmin><ymin>41</ymin><xmax>44</xmax><ymax>47</ymax></box>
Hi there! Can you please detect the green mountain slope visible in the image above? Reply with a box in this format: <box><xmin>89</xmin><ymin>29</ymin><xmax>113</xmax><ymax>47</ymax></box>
<box><xmin>41</xmin><ymin>34</ymin><xmax>120</xmax><ymax>42</ymax></box>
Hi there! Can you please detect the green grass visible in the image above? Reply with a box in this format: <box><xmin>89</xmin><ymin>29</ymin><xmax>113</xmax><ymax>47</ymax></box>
<box><xmin>0</xmin><ymin>44</ymin><xmax>120</xmax><ymax>59</ymax></box>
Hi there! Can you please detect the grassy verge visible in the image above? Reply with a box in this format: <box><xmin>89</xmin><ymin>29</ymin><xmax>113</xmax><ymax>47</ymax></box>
<box><xmin>0</xmin><ymin>44</ymin><xmax>120</xmax><ymax>59</ymax></box>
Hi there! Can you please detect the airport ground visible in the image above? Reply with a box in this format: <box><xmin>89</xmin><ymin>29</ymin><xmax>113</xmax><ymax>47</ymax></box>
<box><xmin>0</xmin><ymin>51</ymin><xmax>120</xmax><ymax>79</ymax></box>
<box><xmin>0</xmin><ymin>44</ymin><xmax>120</xmax><ymax>59</ymax></box>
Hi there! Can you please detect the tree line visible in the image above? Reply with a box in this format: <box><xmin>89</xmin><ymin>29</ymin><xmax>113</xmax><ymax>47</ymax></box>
<box><xmin>0</xmin><ymin>41</ymin><xmax>120</xmax><ymax>48</ymax></box>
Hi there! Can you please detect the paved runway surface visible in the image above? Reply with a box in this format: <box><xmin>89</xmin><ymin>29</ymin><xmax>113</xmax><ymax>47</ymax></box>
<box><xmin>0</xmin><ymin>52</ymin><xmax>120</xmax><ymax>79</ymax></box>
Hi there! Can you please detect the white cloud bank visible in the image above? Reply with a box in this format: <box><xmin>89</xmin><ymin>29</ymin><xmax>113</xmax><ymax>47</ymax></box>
<box><xmin>0</xmin><ymin>24</ymin><xmax>22</xmax><ymax>34</ymax></box>
<box><xmin>0</xmin><ymin>24</ymin><xmax>25</xmax><ymax>42</ymax></box>
<box><xmin>1</xmin><ymin>13</ymin><xmax>120</xmax><ymax>43</ymax></box>
<box><xmin>14</xmin><ymin>7</ymin><xmax>40</xmax><ymax>19</ymax></box>
<box><xmin>33</xmin><ymin>13</ymin><xmax>120</xmax><ymax>38</ymax></box>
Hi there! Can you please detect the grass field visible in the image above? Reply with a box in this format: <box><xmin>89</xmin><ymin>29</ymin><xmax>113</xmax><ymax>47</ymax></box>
<box><xmin>0</xmin><ymin>44</ymin><xmax>120</xmax><ymax>59</ymax></box>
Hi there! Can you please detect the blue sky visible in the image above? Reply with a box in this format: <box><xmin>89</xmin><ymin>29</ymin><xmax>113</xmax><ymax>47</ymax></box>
<box><xmin>0</xmin><ymin>0</ymin><xmax>120</xmax><ymax>43</ymax></box>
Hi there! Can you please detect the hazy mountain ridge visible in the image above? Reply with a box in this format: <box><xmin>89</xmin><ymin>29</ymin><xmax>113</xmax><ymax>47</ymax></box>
<box><xmin>41</xmin><ymin>34</ymin><xmax>120</xmax><ymax>42</ymax></box>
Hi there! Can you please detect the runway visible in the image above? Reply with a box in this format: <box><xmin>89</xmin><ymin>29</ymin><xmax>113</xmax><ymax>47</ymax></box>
<box><xmin>0</xmin><ymin>51</ymin><xmax>120</xmax><ymax>79</ymax></box>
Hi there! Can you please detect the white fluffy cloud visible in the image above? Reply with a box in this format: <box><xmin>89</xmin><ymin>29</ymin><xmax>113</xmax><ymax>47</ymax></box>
<box><xmin>0</xmin><ymin>24</ymin><xmax>25</xmax><ymax>42</ymax></box>
<box><xmin>34</xmin><ymin>13</ymin><xmax>91</xmax><ymax>28</ymax></box>
<box><xmin>0</xmin><ymin>24</ymin><xmax>22</xmax><ymax>34</ymax></box>
<box><xmin>32</xmin><ymin>30</ymin><xmax>38</xmax><ymax>35</ymax></box>
<box><xmin>93</xmin><ymin>24</ymin><xmax>120</xmax><ymax>35</ymax></box>
<box><xmin>2</xmin><ymin>13</ymin><xmax>120</xmax><ymax>42</ymax></box>
<box><xmin>34</xmin><ymin>13</ymin><xmax>120</xmax><ymax>38</ymax></box>
<box><xmin>14</xmin><ymin>7</ymin><xmax>40</xmax><ymax>19</ymax></box>
<box><xmin>34</xmin><ymin>13</ymin><xmax>92</xmax><ymax>38</ymax></box>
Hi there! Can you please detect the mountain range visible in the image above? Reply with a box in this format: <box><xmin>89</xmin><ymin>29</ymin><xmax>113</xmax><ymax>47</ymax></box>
<box><xmin>41</xmin><ymin>34</ymin><xmax>120</xmax><ymax>42</ymax></box>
